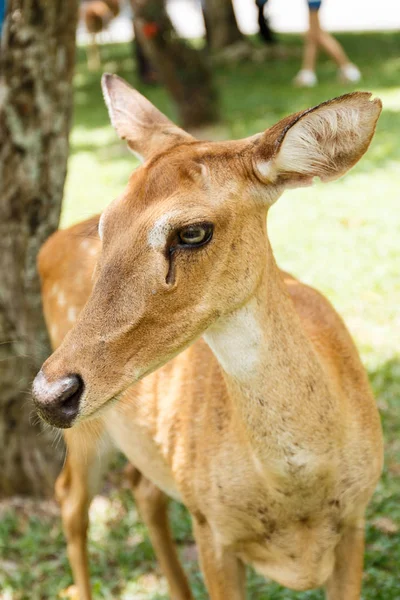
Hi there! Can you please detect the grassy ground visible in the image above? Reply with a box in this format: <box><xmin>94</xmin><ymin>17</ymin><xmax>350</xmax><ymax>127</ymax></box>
<box><xmin>1</xmin><ymin>33</ymin><xmax>400</xmax><ymax>599</ymax></box>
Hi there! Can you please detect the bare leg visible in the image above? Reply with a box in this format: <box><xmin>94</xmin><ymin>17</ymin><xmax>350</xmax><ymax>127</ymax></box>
<box><xmin>302</xmin><ymin>22</ymin><xmax>319</xmax><ymax>72</ymax></box>
<box><xmin>294</xmin><ymin>9</ymin><xmax>320</xmax><ymax>86</ymax></box>
<box><xmin>306</xmin><ymin>10</ymin><xmax>349</xmax><ymax>67</ymax></box>
<box><xmin>56</xmin><ymin>422</ymin><xmax>112</xmax><ymax>600</ymax></box>
<box><xmin>325</xmin><ymin>521</ymin><xmax>365</xmax><ymax>600</ymax></box>
<box><xmin>126</xmin><ymin>465</ymin><xmax>193</xmax><ymax>600</ymax></box>
<box><xmin>193</xmin><ymin>519</ymin><xmax>246</xmax><ymax>600</ymax></box>
<box><xmin>310</xmin><ymin>10</ymin><xmax>361</xmax><ymax>81</ymax></box>
<box><xmin>296</xmin><ymin>9</ymin><xmax>360</xmax><ymax>85</ymax></box>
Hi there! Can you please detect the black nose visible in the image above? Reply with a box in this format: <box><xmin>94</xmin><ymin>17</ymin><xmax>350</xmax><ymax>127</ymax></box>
<box><xmin>32</xmin><ymin>371</ymin><xmax>84</xmax><ymax>428</ymax></box>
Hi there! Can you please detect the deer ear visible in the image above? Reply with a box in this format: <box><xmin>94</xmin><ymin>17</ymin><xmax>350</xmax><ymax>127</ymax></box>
<box><xmin>253</xmin><ymin>92</ymin><xmax>382</xmax><ymax>189</ymax></box>
<box><xmin>101</xmin><ymin>74</ymin><xmax>194</xmax><ymax>161</ymax></box>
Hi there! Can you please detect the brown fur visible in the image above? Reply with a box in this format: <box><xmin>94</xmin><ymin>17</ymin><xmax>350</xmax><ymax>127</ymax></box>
<box><xmin>34</xmin><ymin>77</ymin><xmax>383</xmax><ymax>599</ymax></box>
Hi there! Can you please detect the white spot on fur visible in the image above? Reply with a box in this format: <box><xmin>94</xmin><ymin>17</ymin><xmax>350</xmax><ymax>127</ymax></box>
<box><xmin>50</xmin><ymin>324</ymin><xmax>58</xmax><ymax>339</ymax></box>
<box><xmin>50</xmin><ymin>283</ymin><xmax>59</xmax><ymax>297</ymax></box>
<box><xmin>89</xmin><ymin>247</ymin><xmax>97</xmax><ymax>256</ymax></box>
<box><xmin>81</xmin><ymin>239</ymin><xmax>90</xmax><ymax>249</ymax></box>
<box><xmin>203</xmin><ymin>298</ymin><xmax>262</xmax><ymax>381</ymax></box>
<box><xmin>148</xmin><ymin>211</ymin><xmax>179</xmax><ymax>249</ymax></box>
<box><xmin>252</xmin><ymin>452</ymin><xmax>265</xmax><ymax>474</ymax></box>
<box><xmin>57</xmin><ymin>291</ymin><xmax>66</xmax><ymax>307</ymax></box>
<box><xmin>256</xmin><ymin>160</ymin><xmax>274</xmax><ymax>179</ymax></box>
<box><xmin>67</xmin><ymin>306</ymin><xmax>77</xmax><ymax>323</ymax></box>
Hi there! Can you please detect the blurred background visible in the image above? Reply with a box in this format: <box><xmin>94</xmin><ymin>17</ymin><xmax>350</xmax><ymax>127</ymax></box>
<box><xmin>0</xmin><ymin>1</ymin><xmax>399</xmax><ymax>598</ymax></box>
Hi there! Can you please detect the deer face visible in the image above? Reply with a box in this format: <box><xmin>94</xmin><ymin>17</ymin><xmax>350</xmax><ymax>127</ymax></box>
<box><xmin>32</xmin><ymin>75</ymin><xmax>381</xmax><ymax>428</ymax></box>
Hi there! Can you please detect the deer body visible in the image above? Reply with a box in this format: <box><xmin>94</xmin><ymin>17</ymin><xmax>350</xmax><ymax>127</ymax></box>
<box><xmin>34</xmin><ymin>77</ymin><xmax>383</xmax><ymax>599</ymax></box>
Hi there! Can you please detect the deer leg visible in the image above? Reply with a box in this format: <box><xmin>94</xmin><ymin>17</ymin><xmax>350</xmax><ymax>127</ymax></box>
<box><xmin>87</xmin><ymin>33</ymin><xmax>100</xmax><ymax>71</ymax></box>
<box><xmin>56</xmin><ymin>424</ymin><xmax>112</xmax><ymax>600</ymax></box>
<box><xmin>325</xmin><ymin>520</ymin><xmax>365</xmax><ymax>600</ymax></box>
<box><xmin>192</xmin><ymin>519</ymin><xmax>246</xmax><ymax>600</ymax></box>
<box><xmin>125</xmin><ymin>465</ymin><xmax>193</xmax><ymax>600</ymax></box>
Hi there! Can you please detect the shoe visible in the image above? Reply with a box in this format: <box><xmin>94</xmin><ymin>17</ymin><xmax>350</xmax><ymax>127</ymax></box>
<box><xmin>339</xmin><ymin>63</ymin><xmax>361</xmax><ymax>83</ymax></box>
<box><xmin>293</xmin><ymin>69</ymin><xmax>317</xmax><ymax>87</ymax></box>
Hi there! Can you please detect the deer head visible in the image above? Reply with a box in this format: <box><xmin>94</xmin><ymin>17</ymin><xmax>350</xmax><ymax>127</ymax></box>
<box><xmin>32</xmin><ymin>75</ymin><xmax>381</xmax><ymax>428</ymax></box>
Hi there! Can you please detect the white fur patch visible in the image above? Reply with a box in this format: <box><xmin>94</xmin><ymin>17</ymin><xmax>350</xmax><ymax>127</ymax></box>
<box><xmin>256</xmin><ymin>160</ymin><xmax>274</xmax><ymax>179</ymax></box>
<box><xmin>98</xmin><ymin>213</ymin><xmax>105</xmax><ymax>241</ymax></box>
<box><xmin>148</xmin><ymin>211</ymin><xmax>179</xmax><ymax>249</ymax></box>
<box><xmin>102</xmin><ymin>78</ymin><xmax>114</xmax><ymax>124</ymax></box>
<box><xmin>203</xmin><ymin>298</ymin><xmax>262</xmax><ymax>381</ymax></box>
<box><xmin>67</xmin><ymin>306</ymin><xmax>77</xmax><ymax>323</ymax></box>
<box><xmin>50</xmin><ymin>283</ymin><xmax>59</xmax><ymax>297</ymax></box>
<box><xmin>256</xmin><ymin>96</ymin><xmax>380</xmax><ymax>186</ymax></box>
<box><xmin>276</xmin><ymin>107</ymin><xmax>361</xmax><ymax>181</ymax></box>
<box><xmin>57</xmin><ymin>291</ymin><xmax>66</xmax><ymax>308</ymax></box>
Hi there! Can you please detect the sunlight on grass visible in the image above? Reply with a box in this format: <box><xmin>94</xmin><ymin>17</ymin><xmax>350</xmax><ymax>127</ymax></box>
<box><xmin>70</xmin><ymin>124</ymin><xmax>116</xmax><ymax>148</ymax></box>
<box><xmin>373</xmin><ymin>86</ymin><xmax>400</xmax><ymax>111</ymax></box>
<box><xmin>121</xmin><ymin>574</ymin><xmax>169</xmax><ymax>600</ymax></box>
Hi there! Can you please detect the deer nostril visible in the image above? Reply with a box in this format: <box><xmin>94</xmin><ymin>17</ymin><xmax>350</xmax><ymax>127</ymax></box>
<box><xmin>32</xmin><ymin>371</ymin><xmax>84</xmax><ymax>428</ymax></box>
<box><xmin>57</xmin><ymin>374</ymin><xmax>84</xmax><ymax>420</ymax></box>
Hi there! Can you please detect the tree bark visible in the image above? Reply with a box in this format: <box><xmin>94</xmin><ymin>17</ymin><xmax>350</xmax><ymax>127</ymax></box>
<box><xmin>202</xmin><ymin>0</ymin><xmax>243</xmax><ymax>51</ymax></box>
<box><xmin>131</xmin><ymin>0</ymin><xmax>219</xmax><ymax>129</ymax></box>
<box><xmin>0</xmin><ymin>0</ymin><xmax>78</xmax><ymax>496</ymax></box>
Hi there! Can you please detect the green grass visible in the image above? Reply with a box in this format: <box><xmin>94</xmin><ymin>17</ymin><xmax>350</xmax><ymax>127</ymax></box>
<box><xmin>1</xmin><ymin>33</ymin><xmax>399</xmax><ymax>599</ymax></box>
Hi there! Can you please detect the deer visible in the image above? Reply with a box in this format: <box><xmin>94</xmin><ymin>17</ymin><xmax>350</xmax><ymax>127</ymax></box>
<box><xmin>32</xmin><ymin>74</ymin><xmax>384</xmax><ymax>600</ymax></box>
<box><xmin>81</xmin><ymin>0</ymin><xmax>120</xmax><ymax>70</ymax></box>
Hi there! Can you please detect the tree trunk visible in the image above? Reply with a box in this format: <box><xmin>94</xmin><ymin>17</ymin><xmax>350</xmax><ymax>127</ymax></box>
<box><xmin>132</xmin><ymin>17</ymin><xmax>158</xmax><ymax>84</ymax></box>
<box><xmin>0</xmin><ymin>0</ymin><xmax>78</xmax><ymax>496</ymax></box>
<box><xmin>131</xmin><ymin>0</ymin><xmax>219</xmax><ymax>129</ymax></box>
<box><xmin>203</xmin><ymin>0</ymin><xmax>243</xmax><ymax>51</ymax></box>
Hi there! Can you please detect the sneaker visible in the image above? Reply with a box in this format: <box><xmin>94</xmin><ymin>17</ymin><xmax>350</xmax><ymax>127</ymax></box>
<box><xmin>339</xmin><ymin>63</ymin><xmax>361</xmax><ymax>83</ymax></box>
<box><xmin>293</xmin><ymin>69</ymin><xmax>317</xmax><ymax>87</ymax></box>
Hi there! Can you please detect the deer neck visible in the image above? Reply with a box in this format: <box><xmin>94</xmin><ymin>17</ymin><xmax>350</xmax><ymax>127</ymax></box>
<box><xmin>203</xmin><ymin>244</ymin><xmax>337</xmax><ymax>464</ymax></box>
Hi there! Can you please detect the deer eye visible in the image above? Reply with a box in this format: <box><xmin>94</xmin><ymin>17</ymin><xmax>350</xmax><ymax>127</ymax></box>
<box><xmin>178</xmin><ymin>223</ymin><xmax>213</xmax><ymax>247</ymax></box>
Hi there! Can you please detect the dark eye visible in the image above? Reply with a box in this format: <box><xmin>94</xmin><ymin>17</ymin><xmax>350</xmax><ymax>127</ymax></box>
<box><xmin>178</xmin><ymin>223</ymin><xmax>213</xmax><ymax>247</ymax></box>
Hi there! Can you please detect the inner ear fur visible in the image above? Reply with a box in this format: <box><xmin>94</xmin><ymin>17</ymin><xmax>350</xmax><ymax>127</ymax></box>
<box><xmin>101</xmin><ymin>74</ymin><xmax>194</xmax><ymax>161</ymax></box>
<box><xmin>254</xmin><ymin>92</ymin><xmax>382</xmax><ymax>187</ymax></box>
